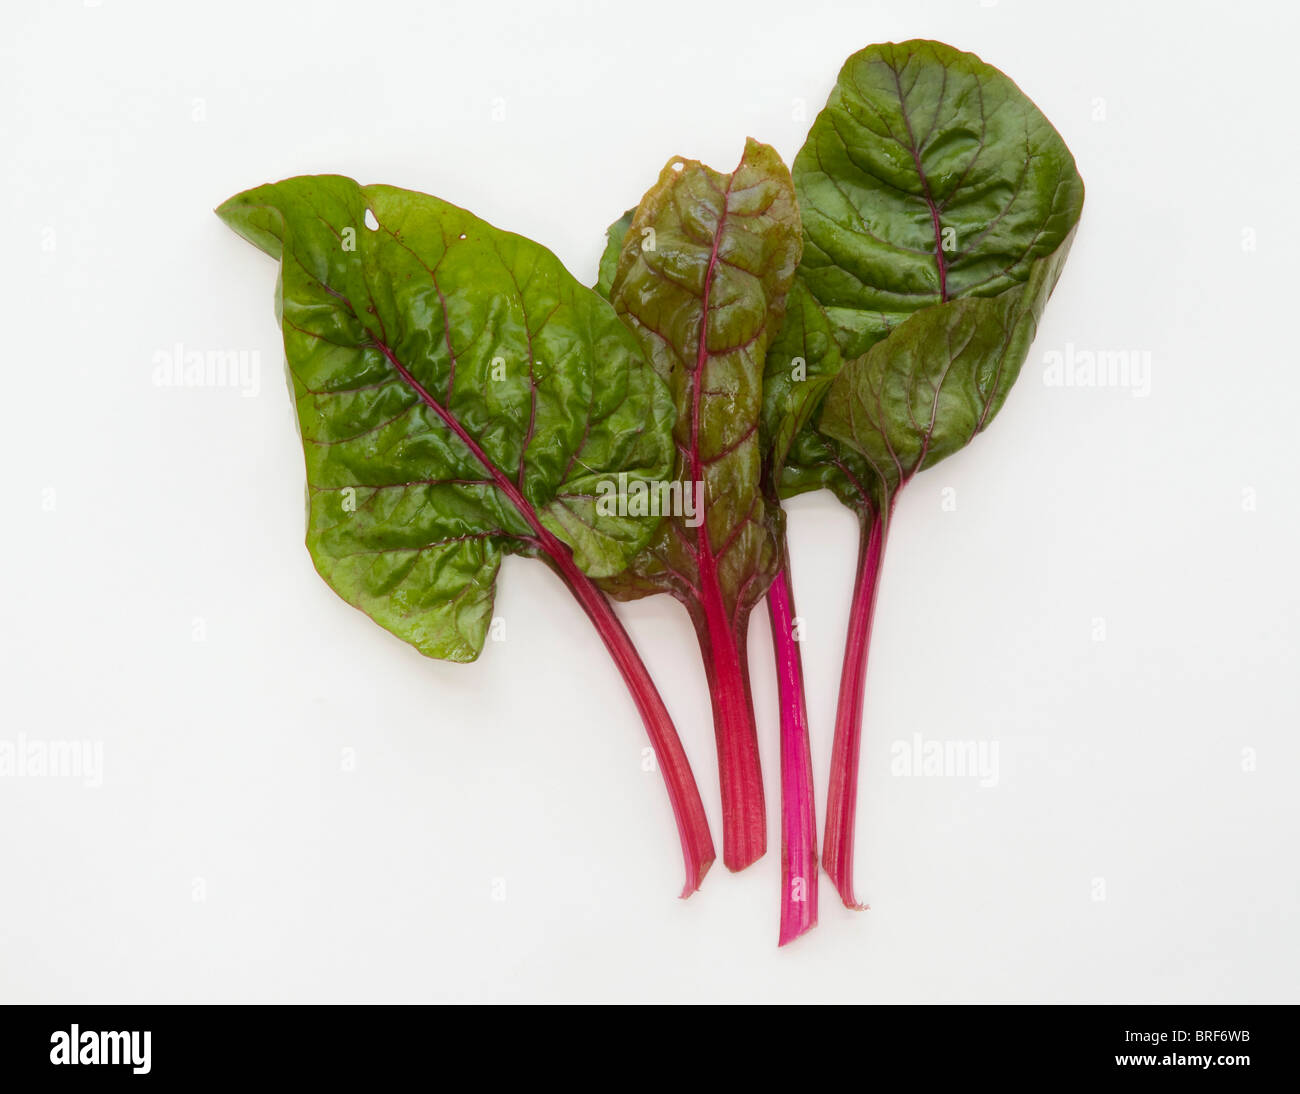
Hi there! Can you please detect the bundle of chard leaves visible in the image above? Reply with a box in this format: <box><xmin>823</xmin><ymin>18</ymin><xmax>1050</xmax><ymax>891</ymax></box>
<box><xmin>217</xmin><ymin>40</ymin><xmax>1083</xmax><ymax>945</ymax></box>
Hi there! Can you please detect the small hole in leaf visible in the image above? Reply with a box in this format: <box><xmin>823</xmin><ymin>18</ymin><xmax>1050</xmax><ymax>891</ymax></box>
<box><xmin>458</xmin><ymin>233</ymin><xmax>467</xmax><ymax>240</ymax></box>
<box><xmin>671</xmin><ymin>161</ymin><xmax>684</xmax><ymax>172</ymax></box>
<box><xmin>364</xmin><ymin>208</ymin><xmax>379</xmax><ymax>231</ymax></box>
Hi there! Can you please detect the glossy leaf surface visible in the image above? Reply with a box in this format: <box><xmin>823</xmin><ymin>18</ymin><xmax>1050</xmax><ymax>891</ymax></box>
<box><xmin>595</xmin><ymin>208</ymin><xmax>634</xmax><ymax>300</ymax></box>
<box><xmin>819</xmin><ymin>243</ymin><xmax>1075</xmax><ymax>490</ymax></box>
<box><xmin>602</xmin><ymin>139</ymin><xmax>800</xmax><ymax>620</ymax></box>
<box><xmin>218</xmin><ymin>175</ymin><xmax>674</xmax><ymax>662</ymax></box>
<box><xmin>761</xmin><ymin>278</ymin><xmax>874</xmax><ymax>511</ymax></box>
<box><xmin>795</xmin><ymin>38</ymin><xmax>1085</xmax><ymax>360</ymax></box>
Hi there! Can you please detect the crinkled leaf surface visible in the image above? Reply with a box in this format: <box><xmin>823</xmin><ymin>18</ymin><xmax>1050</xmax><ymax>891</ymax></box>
<box><xmin>217</xmin><ymin>175</ymin><xmax>674</xmax><ymax>662</ymax></box>
<box><xmin>820</xmin><ymin>240</ymin><xmax>1074</xmax><ymax>492</ymax></box>
<box><xmin>761</xmin><ymin>278</ymin><xmax>875</xmax><ymax>511</ymax></box>
<box><xmin>796</xmin><ymin>39</ymin><xmax>1085</xmax><ymax>359</ymax></box>
<box><xmin>768</xmin><ymin>39</ymin><xmax>1083</xmax><ymax>507</ymax></box>
<box><xmin>602</xmin><ymin>140</ymin><xmax>800</xmax><ymax>621</ymax></box>
<box><xmin>610</xmin><ymin>203</ymin><xmax>856</xmax><ymax>511</ymax></box>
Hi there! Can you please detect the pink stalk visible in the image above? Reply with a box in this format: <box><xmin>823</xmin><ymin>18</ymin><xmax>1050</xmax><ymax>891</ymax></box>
<box><xmin>375</xmin><ymin>337</ymin><xmax>716</xmax><ymax>896</ymax></box>
<box><xmin>822</xmin><ymin>502</ymin><xmax>892</xmax><ymax>909</ymax></box>
<box><xmin>689</xmin><ymin>586</ymin><xmax>767</xmax><ymax>873</ymax></box>
<box><xmin>547</xmin><ymin>546</ymin><xmax>717</xmax><ymax>897</ymax></box>
<box><xmin>766</xmin><ymin>549</ymin><xmax>818</xmax><ymax>945</ymax></box>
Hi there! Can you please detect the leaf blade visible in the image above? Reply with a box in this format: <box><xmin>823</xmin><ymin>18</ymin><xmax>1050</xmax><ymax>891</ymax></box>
<box><xmin>604</xmin><ymin>140</ymin><xmax>801</xmax><ymax>620</ymax></box>
<box><xmin>218</xmin><ymin>175</ymin><xmax>676</xmax><ymax>661</ymax></box>
<box><xmin>595</xmin><ymin>208</ymin><xmax>634</xmax><ymax>300</ymax></box>
<box><xmin>819</xmin><ymin>234</ymin><xmax>1077</xmax><ymax>493</ymax></box>
<box><xmin>795</xmin><ymin>39</ymin><xmax>1085</xmax><ymax>359</ymax></box>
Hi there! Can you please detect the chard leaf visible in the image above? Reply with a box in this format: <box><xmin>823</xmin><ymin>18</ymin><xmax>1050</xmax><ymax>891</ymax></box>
<box><xmin>602</xmin><ymin>139</ymin><xmax>801</xmax><ymax>619</ymax></box>
<box><xmin>795</xmin><ymin>39</ymin><xmax>1085</xmax><ymax>359</ymax></box>
<box><xmin>217</xmin><ymin>175</ymin><xmax>674</xmax><ymax>663</ymax></box>
<box><xmin>601</xmin><ymin>139</ymin><xmax>802</xmax><ymax>871</ymax></box>
<box><xmin>761</xmin><ymin>278</ymin><xmax>875</xmax><ymax>511</ymax></box>
<box><xmin>760</xmin><ymin>38</ymin><xmax>1086</xmax><ymax>916</ymax></box>
<box><xmin>760</xmin><ymin>279</ymin><xmax>838</xmax><ymax>484</ymax></box>
<box><xmin>765</xmin><ymin>39</ymin><xmax>1085</xmax><ymax>513</ymax></box>
<box><xmin>595</xmin><ymin>208</ymin><xmax>634</xmax><ymax>300</ymax></box>
<box><xmin>819</xmin><ymin>240</ymin><xmax>1074</xmax><ymax>492</ymax></box>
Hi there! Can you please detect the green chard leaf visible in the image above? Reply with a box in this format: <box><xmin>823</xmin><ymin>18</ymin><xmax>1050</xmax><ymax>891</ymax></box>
<box><xmin>216</xmin><ymin>175</ymin><xmax>675</xmax><ymax>663</ymax></box>
<box><xmin>768</xmin><ymin>39</ymin><xmax>1084</xmax><ymax>508</ymax></box>
<box><xmin>761</xmin><ymin>278</ymin><xmax>875</xmax><ymax>511</ymax></box>
<box><xmin>796</xmin><ymin>38</ymin><xmax>1085</xmax><ymax>359</ymax></box>
<box><xmin>819</xmin><ymin>239</ymin><xmax>1075</xmax><ymax>491</ymax></box>
<box><xmin>780</xmin><ymin>40</ymin><xmax>1085</xmax><ymax>913</ymax></box>
<box><xmin>595</xmin><ymin>208</ymin><xmax>634</xmax><ymax>300</ymax></box>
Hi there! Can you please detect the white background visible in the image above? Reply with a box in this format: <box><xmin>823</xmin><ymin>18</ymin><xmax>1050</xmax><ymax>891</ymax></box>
<box><xmin>2</xmin><ymin>0</ymin><xmax>1296</xmax><ymax>1003</ymax></box>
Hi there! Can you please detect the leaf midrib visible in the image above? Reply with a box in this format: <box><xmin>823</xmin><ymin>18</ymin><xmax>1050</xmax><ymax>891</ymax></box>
<box><xmin>369</xmin><ymin>338</ymin><xmax>551</xmax><ymax>554</ymax></box>
<box><xmin>689</xmin><ymin>168</ymin><xmax>739</xmax><ymax>570</ymax></box>
<box><xmin>889</xmin><ymin>61</ymin><xmax>949</xmax><ymax>303</ymax></box>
